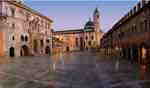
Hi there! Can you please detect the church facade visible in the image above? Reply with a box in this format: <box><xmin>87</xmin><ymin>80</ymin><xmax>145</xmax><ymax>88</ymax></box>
<box><xmin>52</xmin><ymin>8</ymin><xmax>103</xmax><ymax>53</ymax></box>
<box><xmin>0</xmin><ymin>0</ymin><xmax>53</xmax><ymax>57</ymax></box>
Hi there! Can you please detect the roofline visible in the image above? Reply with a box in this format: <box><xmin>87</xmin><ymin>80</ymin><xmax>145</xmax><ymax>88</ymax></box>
<box><xmin>54</xmin><ymin>29</ymin><xmax>83</xmax><ymax>32</ymax></box>
<box><xmin>7</xmin><ymin>1</ymin><xmax>53</xmax><ymax>22</ymax></box>
<box><xmin>104</xmin><ymin>1</ymin><xmax>149</xmax><ymax>37</ymax></box>
<box><xmin>53</xmin><ymin>29</ymin><xmax>84</xmax><ymax>34</ymax></box>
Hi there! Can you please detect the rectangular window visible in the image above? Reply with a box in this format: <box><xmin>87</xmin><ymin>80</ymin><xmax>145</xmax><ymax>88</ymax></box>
<box><xmin>12</xmin><ymin>23</ymin><xmax>15</xmax><ymax>29</ymax></box>
<box><xmin>40</xmin><ymin>40</ymin><xmax>44</xmax><ymax>47</ymax></box>
<box><xmin>11</xmin><ymin>8</ymin><xmax>15</xmax><ymax>17</ymax></box>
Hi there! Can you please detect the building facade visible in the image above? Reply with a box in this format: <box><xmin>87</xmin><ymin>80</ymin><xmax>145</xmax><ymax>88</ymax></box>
<box><xmin>101</xmin><ymin>0</ymin><xmax>150</xmax><ymax>64</ymax></box>
<box><xmin>0</xmin><ymin>0</ymin><xmax>53</xmax><ymax>57</ymax></box>
<box><xmin>53</xmin><ymin>29</ymin><xmax>83</xmax><ymax>53</ymax></box>
<box><xmin>53</xmin><ymin>8</ymin><xmax>103</xmax><ymax>53</ymax></box>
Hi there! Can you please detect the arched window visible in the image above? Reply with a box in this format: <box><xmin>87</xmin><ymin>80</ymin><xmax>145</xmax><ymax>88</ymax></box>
<box><xmin>12</xmin><ymin>36</ymin><xmax>15</xmax><ymax>40</ymax></box>
<box><xmin>91</xmin><ymin>36</ymin><xmax>94</xmax><ymax>40</ymax></box>
<box><xmin>46</xmin><ymin>39</ymin><xmax>49</xmax><ymax>43</ymax></box>
<box><xmin>40</xmin><ymin>40</ymin><xmax>44</xmax><ymax>47</ymax></box>
<box><xmin>86</xmin><ymin>36</ymin><xmax>88</xmax><ymax>40</ymax></box>
<box><xmin>21</xmin><ymin>35</ymin><xmax>24</xmax><ymax>41</ymax></box>
<box><xmin>25</xmin><ymin>36</ymin><xmax>28</xmax><ymax>42</ymax></box>
<box><xmin>76</xmin><ymin>38</ymin><xmax>78</xmax><ymax>47</ymax></box>
<box><xmin>11</xmin><ymin>8</ymin><xmax>15</xmax><ymax>17</ymax></box>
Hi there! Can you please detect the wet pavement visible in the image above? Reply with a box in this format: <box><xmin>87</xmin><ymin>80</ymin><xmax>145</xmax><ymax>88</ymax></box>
<box><xmin>0</xmin><ymin>51</ymin><xmax>150</xmax><ymax>88</ymax></box>
<box><xmin>0</xmin><ymin>56</ymin><xmax>54</xmax><ymax>88</ymax></box>
<box><xmin>53</xmin><ymin>52</ymin><xmax>150</xmax><ymax>88</ymax></box>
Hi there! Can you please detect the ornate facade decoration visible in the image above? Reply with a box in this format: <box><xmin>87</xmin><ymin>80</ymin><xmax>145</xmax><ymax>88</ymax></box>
<box><xmin>0</xmin><ymin>0</ymin><xmax>53</xmax><ymax>57</ymax></box>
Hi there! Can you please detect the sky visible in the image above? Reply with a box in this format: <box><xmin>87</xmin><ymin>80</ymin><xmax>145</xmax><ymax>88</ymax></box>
<box><xmin>24</xmin><ymin>0</ymin><xmax>139</xmax><ymax>32</ymax></box>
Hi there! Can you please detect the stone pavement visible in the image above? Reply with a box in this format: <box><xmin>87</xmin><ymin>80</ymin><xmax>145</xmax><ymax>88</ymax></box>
<box><xmin>54</xmin><ymin>52</ymin><xmax>150</xmax><ymax>88</ymax></box>
<box><xmin>0</xmin><ymin>52</ymin><xmax>150</xmax><ymax>88</ymax></box>
<box><xmin>0</xmin><ymin>56</ymin><xmax>55</xmax><ymax>88</ymax></box>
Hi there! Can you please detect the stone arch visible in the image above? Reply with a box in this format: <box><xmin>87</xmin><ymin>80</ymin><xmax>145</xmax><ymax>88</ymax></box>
<box><xmin>9</xmin><ymin>47</ymin><xmax>15</xmax><ymax>57</ymax></box>
<box><xmin>45</xmin><ymin>46</ymin><xmax>50</xmax><ymax>54</ymax></box>
<box><xmin>20</xmin><ymin>45</ymin><xmax>29</xmax><ymax>56</ymax></box>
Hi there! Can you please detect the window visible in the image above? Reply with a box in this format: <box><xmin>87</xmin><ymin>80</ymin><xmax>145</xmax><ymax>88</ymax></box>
<box><xmin>76</xmin><ymin>38</ymin><xmax>78</xmax><ymax>47</ymax></box>
<box><xmin>5</xmin><ymin>7</ymin><xmax>8</xmax><ymax>16</ymax></box>
<box><xmin>45</xmin><ymin>22</ymin><xmax>47</xmax><ymax>29</ymax></box>
<box><xmin>11</xmin><ymin>8</ymin><xmax>15</xmax><ymax>17</ymax></box>
<box><xmin>91</xmin><ymin>36</ymin><xmax>94</xmax><ymax>40</ymax></box>
<box><xmin>132</xmin><ymin>25</ymin><xmax>136</xmax><ymax>33</ymax></box>
<box><xmin>21</xmin><ymin>35</ymin><xmax>24</xmax><ymax>41</ymax></box>
<box><xmin>86</xmin><ymin>36</ymin><xmax>88</xmax><ymax>40</ymax></box>
<box><xmin>12</xmin><ymin>36</ymin><xmax>15</xmax><ymax>40</ymax></box>
<box><xmin>25</xmin><ymin>36</ymin><xmax>28</xmax><ymax>42</ymax></box>
<box><xmin>41</xmin><ymin>40</ymin><xmax>44</xmax><ymax>47</ymax></box>
<box><xmin>26</xmin><ymin>13</ymin><xmax>30</xmax><ymax>21</ymax></box>
<box><xmin>46</xmin><ymin>39</ymin><xmax>49</xmax><ymax>43</ymax></box>
<box><xmin>12</xmin><ymin>23</ymin><xmax>15</xmax><ymax>29</ymax></box>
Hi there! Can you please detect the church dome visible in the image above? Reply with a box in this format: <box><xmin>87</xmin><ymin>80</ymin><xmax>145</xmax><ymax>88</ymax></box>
<box><xmin>84</xmin><ymin>18</ymin><xmax>95</xmax><ymax>30</ymax></box>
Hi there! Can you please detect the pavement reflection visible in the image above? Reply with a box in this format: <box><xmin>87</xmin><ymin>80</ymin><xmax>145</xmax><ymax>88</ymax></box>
<box><xmin>0</xmin><ymin>52</ymin><xmax>150</xmax><ymax>88</ymax></box>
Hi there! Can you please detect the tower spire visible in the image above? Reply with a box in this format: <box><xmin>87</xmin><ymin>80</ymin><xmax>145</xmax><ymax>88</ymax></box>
<box><xmin>93</xmin><ymin>7</ymin><xmax>101</xmax><ymax>32</ymax></box>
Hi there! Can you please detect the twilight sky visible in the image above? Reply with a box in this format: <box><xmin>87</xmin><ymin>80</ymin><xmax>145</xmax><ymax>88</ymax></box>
<box><xmin>24</xmin><ymin>0</ymin><xmax>139</xmax><ymax>32</ymax></box>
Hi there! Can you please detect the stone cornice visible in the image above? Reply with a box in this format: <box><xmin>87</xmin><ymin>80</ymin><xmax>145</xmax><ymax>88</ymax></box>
<box><xmin>7</xmin><ymin>1</ymin><xmax>53</xmax><ymax>23</ymax></box>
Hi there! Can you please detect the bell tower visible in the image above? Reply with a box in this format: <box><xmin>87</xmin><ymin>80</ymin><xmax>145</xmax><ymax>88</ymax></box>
<box><xmin>93</xmin><ymin>8</ymin><xmax>101</xmax><ymax>32</ymax></box>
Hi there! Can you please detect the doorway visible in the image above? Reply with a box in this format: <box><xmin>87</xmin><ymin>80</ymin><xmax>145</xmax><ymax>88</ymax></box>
<box><xmin>9</xmin><ymin>47</ymin><xmax>15</xmax><ymax>57</ymax></box>
<box><xmin>66</xmin><ymin>46</ymin><xmax>70</xmax><ymax>52</ymax></box>
<box><xmin>45</xmin><ymin>46</ymin><xmax>50</xmax><ymax>55</ymax></box>
<box><xmin>21</xmin><ymin>45</ymin><xmax>29</xmax><ymax>56</ymax></box>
